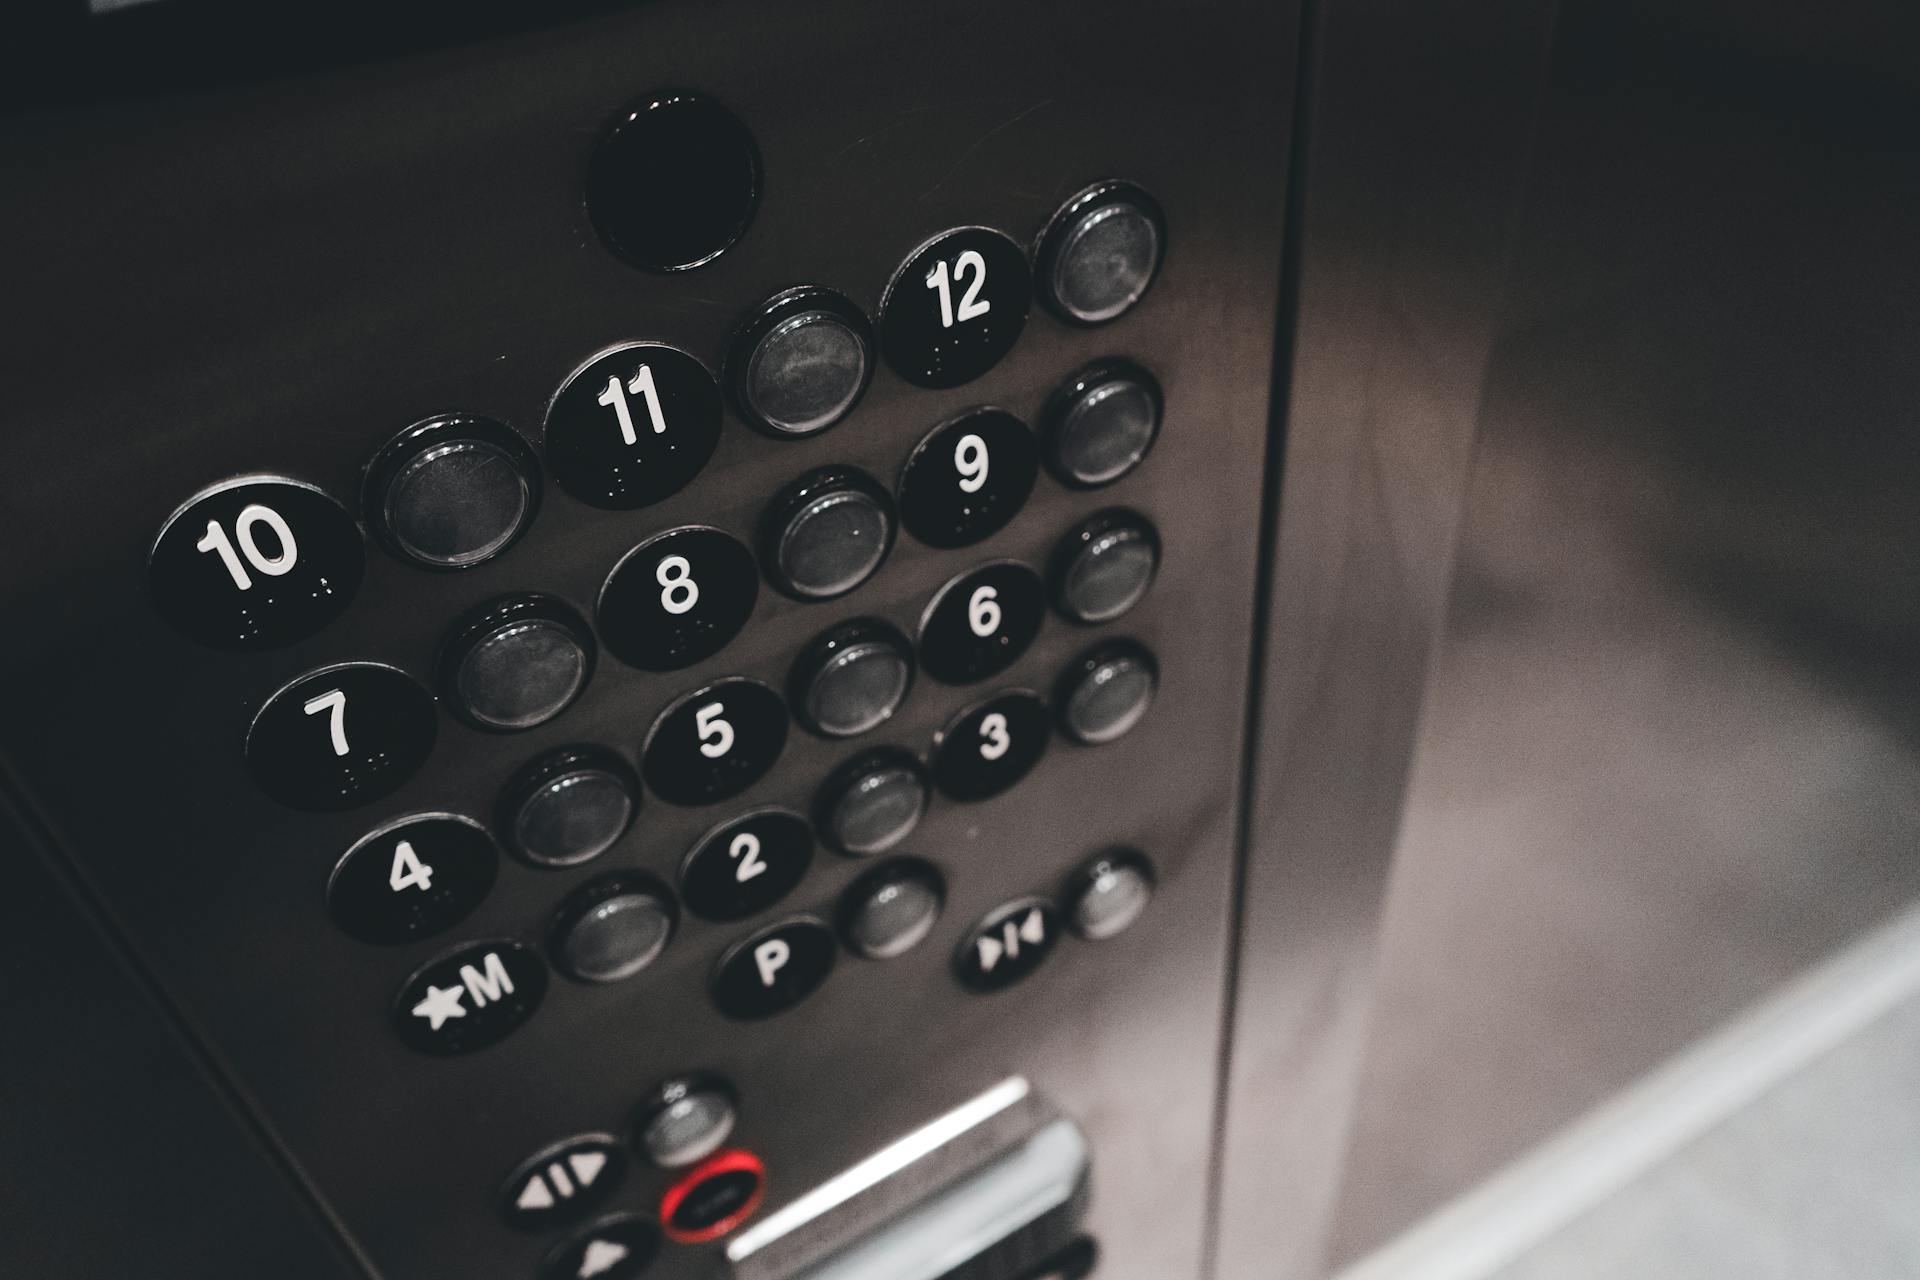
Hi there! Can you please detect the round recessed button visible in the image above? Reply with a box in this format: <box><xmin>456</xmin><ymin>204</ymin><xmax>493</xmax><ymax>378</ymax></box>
<box><xmin>545</xmin><ymin>343</ymin><xmax>722</xmax><ymax>509</ymax></box>
<box><xmin>149</xmin><ymin>475</ymin><xmax>364</xmax><ymax>650</ymax></box>
<box><xmin>710</xmin><ymin>917</ymin><xmax>835</xmax><ymax>1020</ymax></box>
<box><xmin>956</xmin><ymin>897</ymin><xmax>1059</xmax><ymax>993</ymax></box>
<box><xmin>541</xmin><ymin>1214</ymin><xmax>662</xmax><ymax>1280</ymax></box>
<box><xmin>1035</xmin><ymin>180</ymin><xmax>1166</xmax><ymax>325</ymax></box>
<box><xmin>728</xmin><ymin>286</ymin><xmax>874</xmax><ymax>438</ymax></box>
<box><xmin>930</xmin><ymin>690</ymin><xmax>1050</xmax><ymax>802</ymax></box>
<box><xmin>246</xmin><ymin>662</ymin><xmax>437</xmax><ymax>812</ymax></box>
<box><xmin>587</xmin><ymin>92</ymin><xmax>760</xmax><ymax>273</ymax></box>
<box><xmin>918</xmin><ymin>561</ymin><xmax>1045</xmax><ymax>685</ymax></box>
<box><xmin>814</xmin><ymin>749</ymin><xmax>929</xmax><ymax>857</ymax></box>
<box><xmin>788</xmin><ymin>619</ymin><xmax>914</xmax><ymax>738</ymax></box>
<box><xmin>393</xmin><ymin>939</ymin><xmax>546</xmax><ymax>1055</ymax></box>
<box><xmin>498</xmin><ymin>746</ymin><xmax>639</xmax><ymax>869</ymax></box>
<box><xmin>1043</xmin><ymin>359</ymin><xmax>1162</xmax><ymax>488</ymax></box>
<box><xmin>881</xmin><ymin>226</ymin><xmax>1032</xmax><ymax>389</ymax></box>
<box><xmin>599</xmin><ymin>525</ymin><xmax>758</xmax><ymax>671</ymax></box>
<box><xmin>839</xmin><ymin>860</ymin><xmax>944</xmax><ymax>960</ymax></box>
<box><xmin>440</xmin><ymin>594</ymin><xmax>595</xmax><ymax>732</ymax></box>
<box><xmin>660</xmin><ymin>1149</ymin><xmax>767</xmax><ymax>1245</ymax></box>
<box><xmin>759</xmin><ymin>466</ymin><xmax>896</xmax><ymax>601</ymax></box>
<box><xmin>897</xmin><ymin>409</ymin><xmax>1039</xmax><ymax>550</ymax></box>
<box><xmin>635</xmin><ymin>1074</ymin><xmax>738</xmax><ymax>1169</ymax></box>
<box><xmin>501</xmin><ymin>1134</ymin><xmax>627</xmax><ymax>1233</ymax></box>
<box><xmin>1050</xmin><ymin>509</ymin><xmax>1160</xmax><ymax>624</ymax></box>
<box><xmin>1063</xmin><ymin>849</ymin><xmax>1155</xmax><ymax>941</ymax></box>
<box><xmin>642</xmin><ymin>678</ymin><xmax>788</xmax><ymax>807</ymax></box>
<box><xmin>328</xmin><ymin>814</ymin><xmax>498</xmax><ymax>945</ymax></box>
<box><xmin>363</xmin><ymin>415</ymin><xmax>539</xmax><ymax>570</ymax></box>
<box><xmin>1055</xmin><ymin>639</ymin><xmax>1157</xmax><ymax>746</ymax></box>
<box><xmin>679</xmin><ymin>809</ymin><xmax>813</xmax><ymax>923</ymax></box>
<box><xmin>550</xmin><ymin>874</ymin><xmax>677</xmax><ymax>984</ymax></box>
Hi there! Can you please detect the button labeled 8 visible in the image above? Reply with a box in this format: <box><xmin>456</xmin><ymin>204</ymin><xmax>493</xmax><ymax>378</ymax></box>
<box><xmin>599</xmin><ymin>526</ymin><xmax>759</xmax><ymax>672</ymax></box>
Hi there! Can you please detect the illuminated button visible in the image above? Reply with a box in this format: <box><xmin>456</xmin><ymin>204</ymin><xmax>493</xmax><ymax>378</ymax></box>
<box><xmin>498</xmin><ymin>746</ymin><xmax>638</xmax><ymax>869</ymax></box>
<box><xmin>1035</xmin><ymin>180</ymin><xmax>1166</xmax><ymax>325</ymax></box>
<box><xmin>1063</xmin><ymin>849</ymin><xmax>1154</xmax><ymax>941</ymax></box>
<box><xmin>545</xmin><ymin>343</ymin><xmax>722</xmax><ymax>509</ymax></box>
<box><xmin>541</xmin><ymin>1214</ymin><xmax>661</xmax><ymax>1280</ymax></box>
<box><xmin>839</xmin><ymin>860</ymin><xmax>944</xmax><ymax>960</ymax></box>
<box><xmin>246</xmin><ymin>662</ymin><xmax>437</xmax><ymax>812</ymax></box>
<box><xmin>930</xmin><ymin>690</ymin><xmax>1050</xmax><ymax>802</ymax></box>
<box><xmin>728</xmin><ymin>286</ymin><xmax>874</xmax><ymax>438</ymax></box>
<box><xmin>587</xmin><ymin>91</ymin><xmax>760</xmax><ymax>273</ymax></box>
<box><xmin>660</xmin><ymin>1149</ymin><xmax>767</xmax><ymax>1244</ymax></box>
<box><xmin>550</xmin><ymin>874</ymin><xmax>677</xmax><ymax>984</ymax></box>
<box><xmin>882</xmin><ymin>226</ymin><xmax>1031</xmax><ymax>389</ymax></box>
<box><xmin>789</xmin><ymin>618</ymin><xmax>914</xmax><ymax>738</ymax></box>
<box><xmin>440</xmin><ymin>594</ymin><xmax>594</xmax><ymax>732</ymax></box>
<box><xmin>710</xmin><ymin>917</ymin><xmax>835</xmax><ymax>1020</ymax></box>
<box><xmin>760</xmin><ymin>466</ymin><xmax>896</xmax><ymax>601</ymax></box>
<box><xmin>955</xmin><ymin>897</ymin><xmax>1058</xmax><ymax>993</ymax></box>
<box><xmin>1043</xmin><ymin>359</ymin><xmax>1162</xmax><ymax>488</ymax></box>
<box><xmin>599</xmin><ymin>525</ymin><xmax>758</xmax><ymax>671</ymax></box>
<box><xmin>918</xmin><ymin>561</ymin><xmax>1045</xmax><ymax>685</ymax></box>
<box><xmin>897</xmin><ymin>409</ymin><xmax>1039</xmax><ymax>550</ymax></box>
<box><xmin>814</xmin><ymin>748</ymin><xmax>929</xmax><ymax>857</ymax></box>
<box><xmin>1050</xmin><ymin>509</ymin><xmax>1159</xmax><ymax>624</ymax></box>
<box><xmin>635</xmin><ymin>1074</ymin><xmax>738</xmax><ymax>1169</ymax></box>
<box><xmin>327</xmin><ymin>814</ymin><xmax>497</xmax><ymax>945</ymax></box>
<box><xmin>392</xmin><ymin>939</ymin><xmax>546</xmax><ymax>1055</ymax></box>
<box><xmin>1055</xmin><ymin>640</ymin><xmax>1157</xmax><ymax>746</ymax></box>
<box><xmin>679</xmin><ymin>809</ymin><xmax>813</xmax><ymax>922</ymax></box>
<box><xmin>363</xmin><ymin>415</ymin><xmax>538</xmax><ymax>570</ymax></box>
<box><xmin>149</xmin><ymin>475</ymin><xmax>363</xmax><ymax>650</ymax></box>
<box><xmin>642</xmin><ymin>678</ymin><xmax>788</xmax><ymax>806</ymax></box>
<box><xmin>500</xmin><ymin>1134</ymin><xmax>626</xmax><ymax>1232</ymax></box>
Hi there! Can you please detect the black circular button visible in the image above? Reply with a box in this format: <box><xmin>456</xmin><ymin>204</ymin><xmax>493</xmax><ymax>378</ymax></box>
<box><xmin>545</xmin><ymin>343</ymin><xmax>722</xmax><ymax>509</ymax></box>
<box><xmin>247</xmin><ymin>662</ymin><xmax>437</xmax><ymax>812</ymax></box>
<box><xmin>679</xmin><ymin>808</ymin><xmax>813</xmax><ymax>922</ymax></box>
<box><xmin>440</xmin><ymin>594</ymin><xmax>595</xmax><ymax>732</ymax></box>
<box><xmin>550</xmin><ymin>874</ymin><xmax>677</xmax><ymax>984</ymax></box>
<box><xmin>599</xmin><ymin>526</ymin><xmax>758</xmax><ymax>671</ymax></box>
<box><xmin>1055</xmin><ymin>639</ymin><xmax>1157</xmax><ymax>745</ymax></box>
<box><xmin>327</xmin><ymin>814</ymin><xmax>497</xmax><ymax>945</ymax></box>
<box><xmin>392</xmin><ymin>939</ymin><xmax>546</xmax><ymax>1055</ymax></box>
<box><xmin>881</xmin><ymin>226</ymin><xmax>1032</xmax><ymax>389</ymax></box>
<box><xmin>1035</xmin><ymin>180</ymin><xmax>1166</xmax><ymax>325</ymax></box>
<box><xmin>839</xmin><ymin>859</ymin><xmax>944</xmax><ymax>960</ymax></box>
<box><xmin>897</xmin><ymin>409</ymin><xmax>1039</xmax><ymax>550</ymax></box>
<box><xmin>149</xmin><ymin>476</ymin><xmax>364</xmax><ymax>650</ymax></box>
<box><xmin>710</xmin><ymin>917</ymin><xmax>835</xmax><ymax>1020</ymax></box>
<box><xmin>660</xmin><ymin>1149</ymin><xmax>767</xmax><ymax>1244</ymax></box>
<box><xmin>728</xmin><ymin>286</ymin><xmax>874</xmax><ymax>438</ymax></box>
<box><xmin>642</xmin><ymin>678</ymin><xmax>788</xmax><ymax>806</ymax></box>
<box><xmin>587</xmin><ymin>92</ymin><xmax>760</xmax><ymax>273</ymax></box>
<box><xmin>541</xmin><ymin>1214</ymin><xmax>662</xmax><ymax>1280</ymax></box>
<box><xmin>499</xmin><ymin>746</ymin><xmax>639</xmax><ymax>869</ymax></box>
<box><xmin>1063</xmin><ymin>849</ymin><xmax>1155</xmax><ymax>941</ymax></box>
<box><xmin>814</xmin><ymin>749</ymin><xmax>929</xmax><ymax>857</ymax></box>
<box><xmin>789</xmin><ymin>619</ymin><xmax>915</xmax><ymax>738</ymax></box>
<box><xmin>362</xmin><ymin>415</ymin><xmax>539</xmax><ymax>570</ymax></box>
<box><xmin>501</xmin><ymin>1134</ymin><xmax>627</xmax><ymax>1233</ymax></box>
<box><xmin>635</xmin><ymin>1074</ymin><xmax>738</xmax><ymax>1169</ymax></box>
<box><xmin>930</xmin><ymin>690</ymin><xmax>1050</xmax><ymax>802</ymax></box>
<box><xmin>760</xmin><ymin>466</ymin><xmax>896</xmax><ymax>601</ymax></box>
<box><xmin>956</xmin><ymin>897</ymin><xmax>1059</xmax><ymax>993</ymax></box>
<box><xmin>1043</xmin><ymin>359</ymin><xmax>1162</xmax><ymax>488</ymax></box>
<box><xmin>918</xmin><ymin>561</ymin><xmax>1045</xmax><ymax>685</ymax></box>
<box><xmin>1050</xmin><ymin>509</ymin><xmax>1160</xmax><ymax>624</ymax></box>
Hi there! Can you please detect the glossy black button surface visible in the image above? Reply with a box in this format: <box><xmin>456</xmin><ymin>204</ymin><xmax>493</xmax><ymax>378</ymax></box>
<box><xmin>956</xmin><ymin>897</ymin><xmax>1059</xmax><ymax>993</ymax></box>
<box><xmin>1035</xmin><ymin>180</ymin><xmax>1166</xmax><ymax>325</ymax></box>
<box><xmin>599</xmin><ymin>526</ymin><xmax>758</xmax><ymax>671</ymax></box>
<box><xmin>930</xmin><ymin>690</ymin><xmax>1050</xmax><ymax>802</ymax></box>
<box><xmin>546</xmin><ymin>343</ymin><xmax>722</xmax><ymax>509</ymax></box>
<box><xmin>587</xmin><ymin>92</ymin><xmax>760</xmax><ymax>273</ymax></box>
<box><xmin>1056</xmin><ymin>639</ymin><xmax>1157</xmax><ymax>745</ymax></box>
<box><xmin>918</xmin><ymin>561</ymin><xmax>1045</xmax><ymax>685</ymax></box>
<box><xmin>760</xmin><ymin>466</ymin><xmax>896</xmax><ymax>601</ymax></box>
<box><xmin>327</xmin><ymin>814</ymin><xmax>497</xmax><ymax>945</ymax></box>
<box><xmin>1050</xmin><ymin>509</ymin><xmax>1160</xmax><ymax>624</ymax></box>
<box><xmin>839</xmin><ymin>859</ymin><xmax>944</xmax><ymax>960</ymax></box>
<box><xmin>501</xmin><ymin>1134</ymin><xmax>627</xmax><ymax>1233</ymax></box>
<box><xmin>897</xmin><ymin>409</ymin><xmax>1039</xmax><ymax>550</ymax></box>
<box><xmin>247</xmin><ymin>662</ymin><xmax>437</xmax><ymax>812</ymax></box>
<box><xmin>660</xmin><ymin>1149</ymin><xmax>766</xmax><ymax>1244</ymax></box>
<box><xmin>789</xmin><ymin>618</ymin><xmax>914</xmax><ymax>738</ymax></box>
<box><xmin>541</xmin><ymin>1214</ymin><xmax>661</xmax><ymax>1280</ymax></box>
<box><xmin>710</xmin><ymin>917</ymin><xmax>836</xmax><ymax>1020</ymax></box>
<box><xmin>1043</xmin><ymin>359</ymin><xmax>1162</xmax><ymax>488</ymax></box>
<box><xmin>642</xmin><ymin>678</ymin><xmax>788</xmax><ymax>806</ymax></box>
<box><xmin>393</xmin><ymin>939</ymin><xmax>546</xmax><ymax>1055</ymax></box>
<box><xmin>363</xmin><ymin>415</ymin><xmax>539</xmax><ymax>570</ymax></box>
<box><xmin>499</xmin><ymin>746</ymin><xmax>639</xmax><ymax>869</ymax></box>
<box><xmin>550</xmin><ymin>874</ymin><xmax>677</xmax><ymax>984</ymax></box>
<box><xmin>1063</xmin><ymin>849</ymin><xmax>1155</xmax><ymax>941</ymax></box>
<box><xmin>814</xmin><ymin>749</ymin><xmax>929</xmax><ymax>857</ymax></box>
<box><xmin>729</xmin><ymin>286</ymin><xmax>874</xmax><ymax>438</ymax></box>
<box><xmin>150</xmin><ymin>476</ymin><xmax>363</xmax><ymax>650</ymax></box>
<box><xmin>679</xmin><ymin>809</ymin><xmax>812</xmax><ymax>923</ymax></box>
<box><xmin>440</xmin><ymin>594</ymin><xmax>595</xmax><ymax>732</ymax></box>
<box><xmin>881</xmin><ymin>226</ymin><xmax>1031</xmax><ymax>388</ymax></box>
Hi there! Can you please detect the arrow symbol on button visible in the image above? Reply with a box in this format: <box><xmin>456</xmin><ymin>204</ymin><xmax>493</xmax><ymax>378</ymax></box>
<box><xmin>977</xmin><ymin>934</ymin><xmax>1004</xmax><ymax>972</ymax></box>
<box><xmin>568</xmin><ymin>1150</ymin><xmax>607</xmax><ymax>1187</ymax></box>
<box><xmin>516</xmin><ymin>1179</ymin><xmax>555</xmax><ymax>1212</ymax></box>
<box><xmin>578</xmin><ymin>1239</ymin><xmax>629</xmax><ymax>1278</ymax></box>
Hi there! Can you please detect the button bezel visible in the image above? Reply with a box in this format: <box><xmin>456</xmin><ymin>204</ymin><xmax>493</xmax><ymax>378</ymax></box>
<box><xmin>1033</xmin><ymin>179</ymin><xmax>1168</xmax><ymax>326</ymax></box>
<box><xmin>726</xmin><ymin>285</ymin><xmax>876</xmax><ymax>439</ymax></box>
<box><xmin>360</xmin><ymin>414</ymin><xmax>541</xmax><ymax>571</ymax></box>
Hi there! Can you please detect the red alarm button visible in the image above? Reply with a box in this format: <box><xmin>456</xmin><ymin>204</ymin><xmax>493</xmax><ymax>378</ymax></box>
<box><xmin>659</xmin><ymin>1148</ymin><xmax>766</xmax><ymax>1244</ymax></box>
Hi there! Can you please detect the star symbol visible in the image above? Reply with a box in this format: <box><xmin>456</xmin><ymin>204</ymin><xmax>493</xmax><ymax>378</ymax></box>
<box><xmin>410</xmin><ymin>983</ymin><xmax>467</xmax><ymax>1031</ymax></box>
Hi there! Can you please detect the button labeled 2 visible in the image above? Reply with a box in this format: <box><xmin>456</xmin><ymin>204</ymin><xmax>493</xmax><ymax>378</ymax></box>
<box><xmin>545</xmin><ymin>343</ymin><xmax>721</xmax><ymax>509</ymax></box>
<box><xmin>599</xmin><ymin>526</ymin><xmax>758</xmax><ymax>671</ymax></box>
<box><xmin>328</xmin><ymin>814</ymin><xmax>497</xmax><ymax>945</ymax></box>
<box><xmin>642</xmin><ymin>678</ymin><xmax>789</xmax><ymax>806</ymax></box>
<box><xmin>680</xmin><ymin>809</ymin><xmax>813</xmax><ymax>922</ymax></box>
<box><xmin>247</xmin><ymin>663</ymin><xmax>437</xmax><ymax>811</ymax></box>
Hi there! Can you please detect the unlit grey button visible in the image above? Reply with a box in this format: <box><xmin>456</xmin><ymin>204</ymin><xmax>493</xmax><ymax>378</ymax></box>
<box><xmin>387</xmin><ymin>441</ymin><xmax>530</xmax><ymax>567</ymax></box>
<box><xmin>637</xmin><ymin>1076</ymin><xmax>738</xmax><ymax>1168</ymax></box>
<box><xmin>1056</xmin><ymin>640</ymin><xmax>1157</xmax><ymax>746</ymax></box>
<box><xmin>1038</xmin><ymin>181</ymin><xmax>1166</xmax><ymax>326</ymax></box>
<box><xmin>1052</xmin><ymin>373</ymin><xmax>1160</xmax><ymax>487</ymax></box>
<box><xmin>764</xmin><ymin>468</ymin><xmax>898</xmax><ymax>602</ymax></box>
<box><xmin>1065</xmin><ymin>851</ymin><xmax>1154</xmax><ymax>941</ymax></box>
<box><xmin>808</xmin><ymin>641</ymin><xmax>911</xmax><ymax>738</ymax></box>
<box><xmin>554</xmin><ymin>880</ymin><xmax>675</xmax><ymax>983</ymax></box>
<box><xmin>1052</xmin><ymin>510</ymin><xmax>1160</xmax><ymax>624</ymax></box>
<box><xmin>749</xmin><ymin>312</ymin><xmax>869</xmax><ymax>435</ymax></box>
<box><xmin>456</xmin><ymin>619</ymin><xmax>589</xmax><ymax>730</ymax></box>
<box><xmin>817</xmin><ymin>751</ymin><xmax>929</xmax><ymax>857</ymax></box>
<box><xmin>504</xmin><ymin>748</ymin><xmax>638</xmax><ymax>868</ymax></box>
<box><xmin>841</xmin><ymin>862</ymin><xmax>943</xmax><ymax>960</ymax></box>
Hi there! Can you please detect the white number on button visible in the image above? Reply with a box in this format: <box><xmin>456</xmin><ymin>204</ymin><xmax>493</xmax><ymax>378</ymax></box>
<box><xmin>595</xmin><ymin>363</ymin><xmax>668</xmax><ymax>447</ymax></box>
<box><xmin>979</xmin><ymin>712</ymin><xmax>1011</xmax><ymax>760</ymax></box>
<box><xmin>656</xmin><ymin>554</ymin><xmax>700</xmax><ymax>615</ymax></box>
<box><xmin>696</xmin><ymin>702</ymin><xmax>734</xmax><ymax>758</ymax></box>
<box><xmin>968</xmin><ymin>585</ymin><xmax>1001</xmax><ymax>637</ymax></box>
<box><xmin>388</xmin><ymin>839</ymin><xmax>435</xmax><ymax>893</ymax></box>
<box><xmin>302</xmin><ymin>688</ymin><xmax>348</xmax><ymax>756</ymax></box>
<box><xmin>730</xmin><ymin>832</ymin><xmax>768</xmax><ymax>883</ymax></box>
<box><xmin>925</xmin><ymin>250</ymin><xmax>992</xmax><ymax>329</ymax></box>
<box><xmin>194</xmin><ymin>503</ymin><xmax>299</xmax><ymax>591</ymax></box>
<box><xmin>954</xmin><ymin>433</ymin><xmax>989</xmax><ymax>493</ymax></box>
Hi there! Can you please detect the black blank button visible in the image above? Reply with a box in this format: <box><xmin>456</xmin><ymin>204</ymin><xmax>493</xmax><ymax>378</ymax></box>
<box><xmin>364</xmin><ymin>416</ymin><xmax>539</xmax><ymax>570</ymax></box>
<box><xmin>761</xmin><ymin>467</ymin><xmax>896</xmax><ymax>601</ymax></box>
<box><xmin>790</xmin><ymin>619</ymin><xmax>914</xmax><ymax>738</ymax></box>
<box><xmin>1044</xmin><ymin>360</ymin><xmax>1162</xmax><ymax>488</ymax></box>
<box><xmin>814</xmin><ymin>749</ymin><xmax>929</xmax><ymax>857</ymax></box>
<box><xmin>730</xmin><ymin>286</ymin><xmax>874</xmax><ymax>438</ymax></box>
<box><xmin>499</xmin><ymin>746</ymin><xmax>638</xmax><ymax>868</ymax></box>
<box><xmin>1055</xmin><ymin>640</ymin><xmax>1157</xmax><ymax>745</ymax></box>
<box><xmin>1050</xmin><ymin>509</ymin><xmax>1160</xmax><ymax>624</ymax></box>
<box><xmin>441</xmin><ymin>595</ymin><xmax>595</xmax><ymax>732</ymax></box>
<box><xmin>588</xmin><ymin>93</ymin><xmax>760</xmax><ymax>273</ymax></box>
<box><xmin>550</xmin><ymin>875</ymin><xmax>677</xmax><ymax>983</ymax></box>
<box><xmin>1036</xmin><ymin>181</ymin><xmax>1166</xmax><ymax>325</ymax></box>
